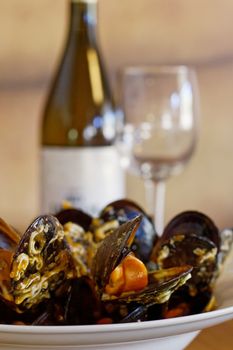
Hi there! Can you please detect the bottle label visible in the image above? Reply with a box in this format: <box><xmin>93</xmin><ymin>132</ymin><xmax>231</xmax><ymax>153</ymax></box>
<box><xmin>41</xmin><ymin>146</ymin><xmax>125</xmax><ymax>216</ymax></box>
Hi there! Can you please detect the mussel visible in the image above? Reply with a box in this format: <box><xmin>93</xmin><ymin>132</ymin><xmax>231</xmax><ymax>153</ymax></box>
<box><xmin>154</xmin><ymin>233</ymin><xmax>217</xmax><ymax>294</ymax></box>
<box><xmin>63</xmin><ymin>276</ymin><xmax>102</xmax><ymax>325</ymax></box>
<box><xmin>92</xmin><ymin>216</ymin><xmax>192</xmax><ymax>313</ymax></box>
<box><xmin>0</xmin><ymin>201</ymin><xmax>230</xmax><ymax>325</ymax></box>
<box><xmin>157</xmin><ymin>210</ymin><xmax>220</xmax><ymax>250</ymax></box>
<box><xmin>10</xmin><ymin>215</ymin><xmax>75</xmax><ymax>311</ymax></box>
<box><xmin>150</xmin><ymin>210</ymin><xmax>222</xmax><ymax>315</ymax></box>
<box><xmin>96</xmin><ymin>199</ymin><xmax>158</xmax><ymax>263</ymax></box>
<box><xmin>56</xmin><ymin>208</ymin><xmax>93</xmax><ymax>232</ymax></box>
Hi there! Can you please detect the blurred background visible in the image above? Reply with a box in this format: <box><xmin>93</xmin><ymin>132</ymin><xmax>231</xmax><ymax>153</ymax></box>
<box><xmin>1</xmin><ymin>0</ymin><xmax>233</xmax><ymax>231</ymax></box>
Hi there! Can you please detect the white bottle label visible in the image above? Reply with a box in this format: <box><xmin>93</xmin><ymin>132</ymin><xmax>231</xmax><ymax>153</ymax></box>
<box><xmin>41</xmin><ymin>146</ymin><xmax>125</xmax><ymax>216</ymax></box>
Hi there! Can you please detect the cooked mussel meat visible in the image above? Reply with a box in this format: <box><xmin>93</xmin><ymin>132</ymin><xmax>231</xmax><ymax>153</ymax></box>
<box><xmin>105</xmin><ymin>265</ymin><xmax>192</xmax><ymax>305</ymax></box>
<box><xmin>92</xmin><ymin>215</ymin><xmax>142</xmax><ymax>291</ymax></box>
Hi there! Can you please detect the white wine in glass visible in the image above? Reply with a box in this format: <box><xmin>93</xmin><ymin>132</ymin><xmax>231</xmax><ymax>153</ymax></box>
<box><xmin>116</xmin><ymin>65</ymin><xmax>199</xmax><ymax>234</ymax></box>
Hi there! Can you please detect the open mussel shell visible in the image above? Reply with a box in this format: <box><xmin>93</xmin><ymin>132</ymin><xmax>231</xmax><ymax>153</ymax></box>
<box><xmin>163</xmin><ymin>286</ymin><xmax>215</xmax><ymax>319</ymax></box>
<box><xmin>102</xmin><ymin>266</ymin><xmax>192</xmax><ymax>323</ymax></box>
<box><xmin>10</xmin><ymin>215</ymin><xmax>75</xmax><ymax>311</ymax></box>
<box><xmin>0</xmin><ymin>218</ymin><xmax>20</xmax><ymax>251</ymax></box>
<box><xmin>158</xmin><ymin>210</ymin><xmax>220</xmax><ymax>250</ymax></box>
<box><xmin>99</xmin><ymin>199</ymin><xmax>158</xmax><ymax>263</ymax></box>
<box><xmin>55</xmin><ymin>208</ymin><xmax>93</xmax><ymax>231</ymax></box>
<box><xmin>91</xmin><ymin>215</ymin><xmax>142</xmax><ymax>291</ymax></box>
<box><xmin>155</xmin><ymin>233</ymin><xmax>218</xmax><ymax>293</ymax></box>
<box><xmin>103</xmin><ymin>265</ymin><xmax>192</xmax><ymax>305</ymax></box>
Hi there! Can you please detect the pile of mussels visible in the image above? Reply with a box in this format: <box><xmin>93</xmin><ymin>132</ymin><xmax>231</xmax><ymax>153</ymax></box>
<box><xmin>0</xmin><ymin>199</ymin><xmax>232</xmax><ymax>325</ymax></box>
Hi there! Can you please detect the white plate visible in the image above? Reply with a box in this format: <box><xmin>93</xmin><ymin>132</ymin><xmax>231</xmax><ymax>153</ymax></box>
<box><xmin>1</xmin><ymin>249</ymin><xmax>233</xmax><ymax>350</ymax></box>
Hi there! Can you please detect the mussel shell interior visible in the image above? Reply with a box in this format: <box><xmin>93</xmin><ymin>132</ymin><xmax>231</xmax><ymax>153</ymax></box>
<box><xmin>165</xmin><ymin>286</ymin><xmax>214</xmax><ymax>317</ymax></box>
<box><xmin>155</xmin><ymin>233</ymin><xmax>218</xmax><ymax>290</ymax></box>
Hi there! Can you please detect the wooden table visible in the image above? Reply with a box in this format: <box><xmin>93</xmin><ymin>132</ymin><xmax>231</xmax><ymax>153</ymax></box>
<box><xmin>187</xmin><ymin>319</ymin><xmax>233</xmax><ymax>349</ymax></box>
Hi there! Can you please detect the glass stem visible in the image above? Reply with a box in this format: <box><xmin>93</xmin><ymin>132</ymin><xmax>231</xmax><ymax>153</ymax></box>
<box><xmin>144</xmin><ymin>179</ymin><xmax>166</xmax><ymax>236</ymax></box>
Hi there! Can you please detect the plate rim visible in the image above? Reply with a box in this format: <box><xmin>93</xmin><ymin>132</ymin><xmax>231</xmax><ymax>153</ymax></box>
<box><xmin>1</xmin><ymin>304</ymin><xmax>233</xmax><ymax>334</ymax></box>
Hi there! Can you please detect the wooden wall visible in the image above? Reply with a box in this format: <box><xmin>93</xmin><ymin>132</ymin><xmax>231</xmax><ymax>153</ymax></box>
<box><xmin>1</xmin><ymin>0</ymin><xmax>233</xmax><ymax>231</ymax></box>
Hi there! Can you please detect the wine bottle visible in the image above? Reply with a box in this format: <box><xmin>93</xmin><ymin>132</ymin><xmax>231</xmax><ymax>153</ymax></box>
<box><xmin>41</xmin><ymin>0</ymin><xmax>125</xmax><ymax>215</ymax></box>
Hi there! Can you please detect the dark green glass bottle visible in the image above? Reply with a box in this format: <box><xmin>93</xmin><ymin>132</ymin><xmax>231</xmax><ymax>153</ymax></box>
<box><xmin>41</xmin><ymin>0</ymin><xmax>125</xmax><ymax>215</ymax></box>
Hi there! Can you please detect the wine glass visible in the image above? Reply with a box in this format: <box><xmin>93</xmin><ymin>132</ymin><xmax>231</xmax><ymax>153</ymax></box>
<box><xmin>116</xmin><ymin>65</ymin><xmax>199</xmax><ymax>235</ymax></box>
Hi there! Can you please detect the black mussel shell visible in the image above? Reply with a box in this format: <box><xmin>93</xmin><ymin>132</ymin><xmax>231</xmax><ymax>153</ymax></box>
<box><xmin>31</xmin><ymin>302</ymin><xmax>65</xmax><ymax>326</ymax></box>
<box><xmin>159</xmin><ymin>211</ymin><xmax>220</xmax><ymax>250</ymax></box>
<box><xmin>118</xmin><ymin>303</ymin><xmax>148</xmax><ymax>323</ymax></box>
<box><xmin>121</xmin><ymin>303</ymin><xmax>164</xmax><ymax>323</ymax></box>
<box><xmin>0</xmin><ymin>298</ymin><xmax>19</xmax><ymax>324</ymax></box>
<box><xmin>55</xmin><ymin>208</ymin><xmax>93</xmax><ymax>231</ymax></box>
<box><xmin>155</xmin><ymin>233</ymin><xmax>218</xmax><ymax>293</ymax></box>
<box><xmin>92</xmin><ymin>215</ymin><xmax>142</xmax><ymax>291</ymax></box>
<box><xmin>32</xmin><ymin>300</ymin><xmax>67</xmax><ymax>325</ymax></box>
<box><xmin>0</xmin><ymin>296</ymin><xmax>45</xmax><ymax>325</ymax></box>
<box><xmin>10</xmin><ymin>215</ymin><xmax>75</xmax><ymax>311</ymax></box>
<box><xmin>104</xmin><ymin>302</ymin><xmax>148</xmax><ymax>323</ymax></box>
<box><xmin>64</xmin><ymin>276</ymin><xmax>101</xmax><ymax>325</ymax></box>
<box><xmin>99</xmin><ymin>199</ymin><xmax>158</xmax><ymax>263</ymax></box>
<box><xmin>0</xmin><ymin>218</ymin><xmax>20</xmax><ymax>251</ymax></box>
<box><xmin>0</xmin><ymin>298</ymin><xmax>26</xmax><ymax>324</ymax></box>
<box><xmin>102</xmin><ymin>301</ymin><xmax>164</xmax><ymax>323</ymax></box>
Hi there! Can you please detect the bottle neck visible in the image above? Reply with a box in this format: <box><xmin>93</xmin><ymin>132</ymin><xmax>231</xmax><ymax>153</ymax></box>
<box><xmin>70</xmin><ymin>0</ymin><xmax>97</xmax><ymax>33</ymax></box>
